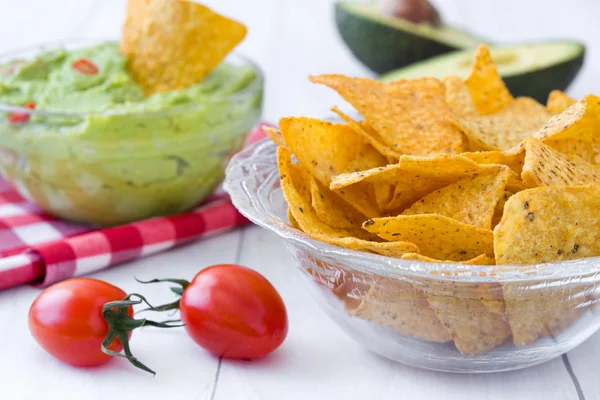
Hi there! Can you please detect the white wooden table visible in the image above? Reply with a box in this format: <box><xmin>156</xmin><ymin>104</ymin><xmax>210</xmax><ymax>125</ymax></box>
<box><xmin>1</xmin><ymin>1</ymin><xmax>599</xmax><ymax>399</ymax></box>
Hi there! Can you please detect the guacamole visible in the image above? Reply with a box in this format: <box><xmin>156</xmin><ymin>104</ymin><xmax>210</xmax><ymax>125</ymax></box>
<box><xmin>0</xmin><ymin>42</ymin><xmax>262</xmax><ymax>226</ymax></box>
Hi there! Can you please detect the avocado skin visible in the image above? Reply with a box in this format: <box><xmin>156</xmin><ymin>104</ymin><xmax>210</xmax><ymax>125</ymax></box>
<box><xmin>502</xmin><ymin>49</ymin><xmax>585</xmax><ymax>103</ymax></box>
<box><xmin>336</xmin><ymin>3</ymin><xmax>463</xmax><ymax>74</ymax></box>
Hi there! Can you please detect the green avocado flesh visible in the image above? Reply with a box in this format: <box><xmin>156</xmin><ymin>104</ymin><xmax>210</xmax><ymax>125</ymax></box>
<box><xmin>380</xmin><ymin>42</ymin><xmax>585</xmax><ymax>102</ymax></box>
<box><xmin>0</xmin><ymin>42</ymin><xmax>262</xmax><ymax>226</ymax></box>
<box><xmin>335</xmin><ymin>1</ymin><xmax>485</xmax><ymax>74</ymax></box>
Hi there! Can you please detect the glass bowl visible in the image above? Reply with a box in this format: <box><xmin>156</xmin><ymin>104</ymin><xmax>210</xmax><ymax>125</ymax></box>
<box><xmin>0</xmin><ymin>39</ymin><xmax>263</xmax><ymax>226</ymax></box>
<box><xmin>224</xmin><ymin>139</ymin><xmax>600</xmax><ymax>373</ymax></box>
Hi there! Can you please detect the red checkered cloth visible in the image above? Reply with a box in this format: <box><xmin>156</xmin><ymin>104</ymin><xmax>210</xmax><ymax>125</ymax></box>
<box><xmin>0</xmin><ymin>123</ymin><xmax>271</xmax><ymax>291</ymax></box>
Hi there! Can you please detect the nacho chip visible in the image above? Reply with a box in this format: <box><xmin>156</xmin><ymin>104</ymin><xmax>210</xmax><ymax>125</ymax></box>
<box><xmin>349</xmin><ymin>278</ymin><xmax>452</xmax><ymax>343</ymax></box>
<box><xmin>422</xmin><ymin>280</ymin><xmax>512</xmax><ymax>354</ymax></box>
<box><xmin>494</xmin><ymin>184</ymin><xmax>600</xmax><ymax>265</ymax></box>
<box><xmin>278</xmin><ymin>146</ymin><xmax>374</xmax><ymax>240</ymax></box>
<box><xmin>521</xmin><ymin>138</ymin><xmax>600</xmax><ymax>187</ymax></box>
<box><xmin>314</xmin><ymin>235</ymin><xmax>418</xmax><ymax>258</ymax></box>
<box><xmin>491</xmin><ymin>191</ymin><xmax>513</xmax><ymax>228</ymax></box>
<box><xmin>279</xmin><ymin>117</ymin><xmax>385</xmax><ymax>217</ymax></box>
<box><xmin>547</xmin><ymin>90</ymin><xmax>576</xmax><ymax>115</ymax></box>
<box><xmin>310</xmin><ymin>178</ymin><xmax>367</xmax><ymax>230</ymax></box>
<box><xmin>460</xmin><ymin>150</ymin><xmax>525</xmax><ymax>175</ymax></box>
<box><xmin>310</xmin><ymin>75</ymin><xmax>466</xmax><ymax>155</ymax></box>
<box><xmin>287</xmin><ymin>208</ymin><xmax>300</xmax><ymax>230</ymax></box>
<box><xmin>331</xmin><ymin>107</ymin><xmax>402</xmax><ymax>160</ymax></box>
<box><xmin>443</xmin><ymin>75</ymin><xmax>478</xmax><ymax>118</ymax></box>
<box><xmin>503</xmin><ymin>278</ymin><xmax>589</xmax><ymax>346</ymax></box>
<box><xmin>534</xmin><ymin>95</ymin><xmax>600</xmax><ymax>143</ymax></box>
<box><xmin>121</xmin><ymin>0</ymin><xmax>247</xmax><ymax>94</ymax></box>
<box><xmin>363</xmin><ymin>214</ymin><xmax>494</xmax><ymax>261</ymax></box>
<box><xmin>402</xmin><ymin>169</ymin><xmax>511</xmax><ymax>229</ymax></box>
<box><xmin>452</xmin><ymin>97</ymin><xmax>551</xmax><ymax>151</ymax></box>
<box><xmin>545</xmin><ymin>138</ymin><xmax>597</xmax><ymax>164</ymax></box>
<box><xmin>477</xmin><ymin>283</ymin><xmax>506</xmax><ymax>316</ymax></box>
<box><xmin>401</xmin><ymin>253</ymin><xmax>495</xmax><ymax>265</ymax></box>
<box><xmin>464</xmin><ymin>45</ymin><xmax>513</xmax><ymax>115</ymax></box>
<box><xmin>264</xmin><ymin>126</ymin><xmax>285</xmax><ymax>146</ymax></box>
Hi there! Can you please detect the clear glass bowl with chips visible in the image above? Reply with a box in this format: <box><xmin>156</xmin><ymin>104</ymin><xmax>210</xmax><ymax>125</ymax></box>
<box><xmin>224</xmin><ymin>138</ymin><xmax>600</xmax><ymax>373</ymax></box>
<box><xmin>0</xmin><ymin>39</ymin><xmax>263</xmax><ymax>226</ymax></box>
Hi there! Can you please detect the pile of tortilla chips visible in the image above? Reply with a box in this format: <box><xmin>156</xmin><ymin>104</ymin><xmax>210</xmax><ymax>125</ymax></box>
<box><xmin>269</xmin><ymin>44</ymin><xmax>600</xmax><ymax>354</ymax></box>
<box><xmin>121</xmin><ymin>0</ymin><xmax>247</xmax><ymax>94</ymax></box>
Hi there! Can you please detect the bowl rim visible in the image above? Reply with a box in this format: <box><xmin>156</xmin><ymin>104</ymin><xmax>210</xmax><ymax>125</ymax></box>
<box><xmin>224</xmin><ymin>138</ymin><xmax>600</xmax><ymax>283</ymax></box>
<box><xmin>0</xmin><ymin>38</ymin><xmax>264</xmax><ymax>118</ymax></box>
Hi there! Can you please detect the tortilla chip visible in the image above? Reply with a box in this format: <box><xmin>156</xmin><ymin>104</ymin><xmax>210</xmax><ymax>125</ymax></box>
<box><xmin>544</xmin><ymin>138</ymin><xmax>597</xmax><ymax>164</ymax></box>
<box><xmin>402</xmin><ymin>169</ymin><xmax>511</xmax><ymax>229</ymax></box>
<box><xmin>547</xmin><ymin>90</ymin><xmax>576</xmax><ymax>115</ymax></box>
<box><xmin>278</xmin><ymin>146</ymin><xmax>374</xmax><ymax>241</ymax></box>
<box><xmin>310</xmin><ymin>75</ymin><xmax>466</xmax><ymax>155</ymax></box>
<box><xmin>349</xmin><ymin>278</ymin><xmax>452</xmax><ymax>343</ymax></box>
<box><xmin>363</xmin><ymin>214</ymin><xmax>494</xmax><ymax>261</ymax></box>
<box><xmin>452</xmin><ymin>97</ymin><xmax>551</xmax><ymax>151</ymax></box>
<box><xmin>503</xmin><ymin>280</ymin><xmax>588</xmax><ymax>346</ymax></box>
<box><xmin>460</xmin><ymin>150</ymin><xmax>525</xmax><ymax>175</ymax></box>
<box><xmin>401</xmin><ymin>253</ymin><xmax>495</xmax><ymax>266</ymax></box>
<box><xmin>491</xmin><ymin>191</ymin><xmax>513</xmax><ymax>228</ymax></box>
<box><xmin>443</xmin><ymin>75</ymin><xmax>478</xmax><ymax>118</ymax></box>
<box><xmin>494</xmin><ymin>184</ymin><xmax>600</xmax><ymax>265</ymax></box>
<box><xmin>310</xmin><ymin>177</ymin><xmax>367</xmax><ymax>230</ymax></box>
<box><xmin>534</xmin><ymin>95</ymin><xmax>600</xmax><ymax>143</ymax></box>
<box><xmin>120</xmin><ymin>0</ymin><xmax>247</xmax><ymax>94</ymax></box>
<box><xmin>264</xmin><ymin>126</ymin><xmax>285</xmax><ymax>146</ymax></box>
<box><xmin>464</xmin><ymin>45</ymin><xmax>513</xmax><ymax>115</ymax></box>
<box><xmin>477</xmin><ymin>283</ymin><xmax>506</xmax><ymax>316</ymax></box>
<box><xmin>314</xmin><ymin>235</ymin><xmax>418</xmax><ymax>258</ymax></box>
<box><xmin>279</xmin><ymin>117</ymin><xmax>385</xmax><ymax>217</ymax></box>
<box><xmin>521</xmin><ymin>138</ymin><xmax>600</xmax><ymax>187</ymax></box>
<box><xmin>422</xmin><ymin>280</ymin><xmax>512</xmax><ymax>354</ymax></box>
<box><xmin>288</xmin><ymin>208</ymin><xmax>300</xmax><ymax>230</ymax></box>
<box><xmin>331</xmin><ymin>107</ymin><xmax>402</xmax><ymax>160</ymax></box>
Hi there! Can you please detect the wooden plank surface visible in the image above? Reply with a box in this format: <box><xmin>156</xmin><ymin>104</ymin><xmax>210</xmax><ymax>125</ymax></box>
<box><xmin>0</xmin><ymin>1</ymin><xmax>598</xmax><ymax>399</ymax></box>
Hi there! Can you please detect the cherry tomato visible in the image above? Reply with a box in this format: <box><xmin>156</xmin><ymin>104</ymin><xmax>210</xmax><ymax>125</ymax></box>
<box><xmin>180</xmin><ymin>264</ymin><xmax>288</xmax><ymax>359</ymax></box>
<box><xmin>28</xmin><ymin>278</ymin><xmax>132</xmax><ymax>367</ymax></box>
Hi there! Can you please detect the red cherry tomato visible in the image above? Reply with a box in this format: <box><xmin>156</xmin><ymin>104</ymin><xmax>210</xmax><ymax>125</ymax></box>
<box><xmin>180</xmin><ymin>264</ymin><xmax>288</xmax><ymax>359</ymax></box>
<box><xmin>28</xmin><ymin>278</ymin><xmax>132</xmax><ymax>367</ymax></box>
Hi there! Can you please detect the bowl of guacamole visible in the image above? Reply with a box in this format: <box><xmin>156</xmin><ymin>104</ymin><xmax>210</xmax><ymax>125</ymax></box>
<box><xmin>0</xmin><ymin>39</ymin><xmax>263</xmax><ymax>226</ymax></box>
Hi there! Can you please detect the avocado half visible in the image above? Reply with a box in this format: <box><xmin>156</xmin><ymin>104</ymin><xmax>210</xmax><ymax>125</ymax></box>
<box><xmin>335</xmin><ymin>1</ymin><xmax>485</xmax><ymax>74</ymax></box>
<box><xmin>380</xmin><ymin>42</ymin><xmax>585</xmax><ymax>103</ymax></box>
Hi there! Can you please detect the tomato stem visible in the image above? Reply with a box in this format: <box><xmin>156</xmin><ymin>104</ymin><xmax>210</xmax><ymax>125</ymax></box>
<box><xmin>134</xmin><ymin>278</ymin><xmax>190</xmax><ymax>312</ymax></box>
<box><xmin>101</xmin><ymin>293</ymin><xmax>184</xmax><ymax>375</ymax></box>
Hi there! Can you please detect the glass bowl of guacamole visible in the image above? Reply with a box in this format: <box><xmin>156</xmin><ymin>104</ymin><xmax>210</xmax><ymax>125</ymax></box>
<box><xmin>0</xmin><ymin>39</ymin><xmax>263</xmax><ymax>226</ymax></box>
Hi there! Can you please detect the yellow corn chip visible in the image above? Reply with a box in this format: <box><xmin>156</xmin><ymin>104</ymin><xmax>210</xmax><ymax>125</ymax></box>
<box><xmin>547</xmin><ymin>90</ymin><xmax>576</xmax><ymax>115</ymax></box>
<box><xmin>363</xmin><ymin>214</ymin><xmax>494</xmax><ymax>261</ymax></box>
<box><xmin>402</xmin><ymin>170</ymin><xmax>511</xmax><ymax>229</ymax></box>
<box><xmin>279</xmin><ymin>117</ymin><xmax>385</xmax><ymax>218</ymax></box>
<box><xmin>401</xmin><ymin>253</ymin><xmax>495</xmax><ymax>265</ymax></box>
<box><xmin>464</xmin><ymin>45</ymin><xmax>513</xmax><ymax>115</ymax></box>
<box><xmin>313</xmin><ymin>235</ymin><xmax>418</xmax><ymax>258</ymax></box>
<box><xmin>288</xmin><ymin>208</ymin><xmax>300</xmax><ymax>230</ymax></box>
<box><xmin>521</xmin><ymin>138</ymin><xmax>600</xmax><ymax>187</ymax></box>
<box><xmin>494</xmin><ymin>184</ymin><xmax>600</xmax><ymax>265</ymax></box>
<box><xmin>491</xmin><ymin>191</ymin><xmax>513</xmax><ymax>228</ymax></box>
<box><xmin>310</xmin><ymin>177</ymin><xmax>367</xmax><ymax>230</ymax></box>
<box><xmin>443</xmin><ymin>75</ymin><xmax>478</xmax><ymax>118</ymax></box>
<box><xmin>452</xmin><ymin>97</ymin><xmax>551</xmax><ymax>151</ymax></box>
<box><xmin>534</xmin><ymin>95</ymin><xmax>600</xmax><ymax>142</ymax></box>
<box><xmin>330</xmin><ymin>107</ymin><xmax>402</xmax><ymax>160</ymax></box>
<box><xmin>264</xmin><ymin>126</ymin><xmax>285</xmax><ymax>146</ymax></box>
<box><xmin>502</xmin><ymin>279</ymin><xmax>588</xmax><ymax>347</ymax></box>
<box><xmin>310</xmin><ymin>75</ymin><xmax>466</xmax><ymax>155</ymax></box>
<box><xmin>120</xmin><ymin>0</ymin><xmax>247</xmax><ymax>94</ymax></box>
<box><xmin>545</xmin><ymin>138</ymin><xmax>597</xmax><ymax>164</ymax></box>
<box><xmin>460</xmin><ymin>150</ymin><xmax>525</xmax><ymax>175</ymax></box>
<box><xmin>422</xmin><ymin>280</ymin><xmax>512</xmax><ymax>355</ymax></box>
<box><xmin>278</xmin><ymin>146</ymin><xmax>374</xmax><ymax>241</ymax></box>
<box><xmin>349</xmin><ymin>278</ymin><xmax>452</xmax><ymax>343</ymax></box>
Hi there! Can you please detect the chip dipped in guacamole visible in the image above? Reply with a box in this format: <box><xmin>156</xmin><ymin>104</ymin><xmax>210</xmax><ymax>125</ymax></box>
<box><xmin>0</xmin><ymin>0</ymin><xmax>262</xmax><ymax>226</ymax></box>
